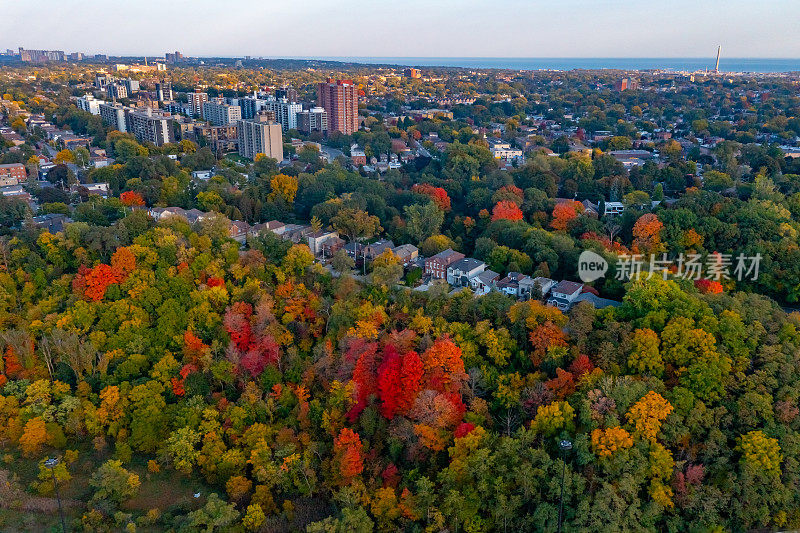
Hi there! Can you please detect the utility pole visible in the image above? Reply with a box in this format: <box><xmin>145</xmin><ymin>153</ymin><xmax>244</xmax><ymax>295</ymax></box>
<box><xmin>557</xmin><ymin>439</ymin><xmax>573</xmax><ymax>533</ymax></box>
<box><xmin>45</xmin><ymin>457</ymin><xmax>67</xmax><ymax>533</ymax></box>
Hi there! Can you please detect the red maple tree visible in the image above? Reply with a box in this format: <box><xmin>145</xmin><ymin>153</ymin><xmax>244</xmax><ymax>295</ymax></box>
<box><xmin>491</xmin><ymin>200</ymin><xmax>524</xmax><ymax>221</ymax></box>
<box><xmin>413</xmin><ymin>183</ymin><xmax>451</xmax><ymax>211</ymax></box>
<box><xmin>120</xmin><ymin>190</ymin><xmax>145</xmax><ymax>207</ymax></box>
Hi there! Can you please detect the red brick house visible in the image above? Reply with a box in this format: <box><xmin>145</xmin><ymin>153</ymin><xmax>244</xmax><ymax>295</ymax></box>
<box><xmin>425</xmin><ymin>248</ymin><xmax>464</xmax><ymax>279</ymax></box>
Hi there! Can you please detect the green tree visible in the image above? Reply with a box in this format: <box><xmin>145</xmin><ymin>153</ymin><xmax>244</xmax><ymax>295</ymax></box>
<box><xmin>89</xmin><ymin>460</ymin><xmax>141</xmax><ymax>508</ymax></box>
<box><xmin>404</xmin><ymin>202</ymin><xmax>444</xmax><ymax>243</ymax></box>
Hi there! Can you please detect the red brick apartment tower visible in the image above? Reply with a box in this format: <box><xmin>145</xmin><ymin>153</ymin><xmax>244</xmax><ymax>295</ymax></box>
<box><xmin>317</xmin><ymin>79</ymin><xmax>358</xmax><ymax>135</ymax></box>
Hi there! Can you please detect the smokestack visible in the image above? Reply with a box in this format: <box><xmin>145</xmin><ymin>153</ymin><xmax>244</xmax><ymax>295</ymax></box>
<box><xmin>714</xmin><ymin>46</ymin><xmax>721</xmax><ymax>74</ymax></box>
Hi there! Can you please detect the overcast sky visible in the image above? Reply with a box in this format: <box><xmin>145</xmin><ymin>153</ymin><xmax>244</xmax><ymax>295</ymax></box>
<box><xmin>2</xmin><ymin>0</ymin><xmax>798</xmax><ymax>58</ymax></box>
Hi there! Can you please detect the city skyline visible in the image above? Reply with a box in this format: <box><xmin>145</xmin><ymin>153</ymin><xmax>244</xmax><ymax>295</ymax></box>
<box><xmin>2</xmin><ymin>0</ymin><xmax>799</xmax><ymax>58</ymax></box>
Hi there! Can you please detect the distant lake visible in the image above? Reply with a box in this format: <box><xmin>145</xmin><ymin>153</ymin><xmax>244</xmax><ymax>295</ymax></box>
<box><xmin>296</xmin><ymin>57</ymin><xmax>800</xmax><ymax>73</ymax></box>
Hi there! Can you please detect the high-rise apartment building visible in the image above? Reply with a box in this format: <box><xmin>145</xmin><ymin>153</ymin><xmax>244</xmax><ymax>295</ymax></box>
<box><xmin>107</xmin><ymin>83</ymin><xmax>128</xmax><ymax>100</ymax></box>
<box><xmin>125</xmin><ymin>108</ymin><xmax>174</xmax><ymax>146</ymax></box>
<box><xmin>95</xmin><ymin>73</ymin><xmax>113</xmax><ymax>90</ymax></box>
<box><xmin>75</xmin><ymin>94</ymin><xmax>105</xmax><ymax>115</ymax></box>
<box><xmin>188</xmin><ymin>90</ymin><xmax>209</xmax><ymax>118</ymax></box>
<box><xmin>237</xmin><ymin>112</ymin><xmax>283</xmax><ymax>161</ymax></box>
<box><xmin>237</xmin><ymin>96</ymin><xmax>264</xmax><ymax>119</ymax></box>
<box><xmin>297</xmin><ymin>107</ymin><xmax>328</xmax><ymax>134</ymax></box>
<box><xmin>317</xmin><ymin>79</ymin><xmax>358</xmax><ymax>135</ymax></box>
<box><xmin>19</xmin><ymin>47</ymin><xmax>65</xmax><ymax>62</ymax></box>
<box><xmin>155</xmin><ymin>81</ymin><xmax>173</xmax><ymax>102</ymax></box>
<box><xmin>121</xmin><ymin>78</ymin><xmax>140</xmax><ymax>93</ymax></box>
<box><xmin>202</xmin><ymin>98</ymin><xmax>242</xmax><ymax>126</ymax></box>
<box><xmin>99</xmin><ymin>103</ymin><xmax>174</xmax><ymax>146</ymax></box>
<box><xmin>275</xmin><ymin>86</ymin><xmax>298</xmax><ymax>103</ymax></box>
<box><xmin>99</xmin><ymin>102</ymin><xmax>128</xmax><ymax>132</ymax></box>
<box><xmin>165</xmin><ymin>51</ymin><xmax>183</xmax><ymax>64</ymax></box>
<box><xmin>264</xmin><ymin>98</ymin><xmax>302</xmax><ymax>131</ymax></box>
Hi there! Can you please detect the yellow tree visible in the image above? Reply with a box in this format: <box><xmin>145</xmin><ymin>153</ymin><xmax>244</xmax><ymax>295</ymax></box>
<box><xmin>591</xmin><ymin>426</ymin><xmax>633</xmax><ymax>457</ymax></box>
<box><xmin>54</xmin><ymin>149</ymin><xmax>75</xmax><ymax>165</ymax></box>
<box><xmin>268</xmin><ymin>174</ymin><xmax>298</xmax><ymax>205</ymax></box>
<box><xmin>626</xmin><ymin>391</ymin><xmax>673</xmax><ymax>441</ymax></box>
<box><xmin>738</xmin><ymin>430</ymin><xmax>782</xmax><ymax>478</ymax></box>
<box><xmin>19</xmin><ymin>416</ymin><xmax>48</xmax><ymax>457</ymax></box>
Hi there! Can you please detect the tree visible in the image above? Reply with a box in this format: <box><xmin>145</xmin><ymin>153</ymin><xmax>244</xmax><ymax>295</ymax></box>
<box><xmin>332</xmin><ymin>248</ymin><xmax>355</xmax><ymax>275</ymax></box>
<box><xmin>242</xmin><ymin>503</ymin><xmax>266</xmax><ymax>531</ymax></box>
<box><xmin>46</xmin><ymin>164</ymin><xmax>73</xmax><ymax>186</ymax></box>
<box><xmin>591</xmin><ymin>426</ymin><xmax>634</xmax><ymax>457</ymax></box>
<box><xmin>404</xmin><ymin>202</ymin><xmax>444</xmax><ymax>243</ymax></box>
<box><xmin>283</xmin><ymin>244</ymin><xmax>314</xmax><ymax>276</ymax></box>
<box><xmin>73</xmin><ymin>146</ymin><xmax>90</xmax><ymax>167</ymax></box>
<box><xmin>413</xmin><ymin>184</ymin><xmax>451</xmax><ymax>211</ymax></box>
<box><xmin>331</xmin><ymin>208</ymin><xmax>381</xmax><ymax>244</ymax></box>
<box><xmin>419</xmin><ymin>234</ymin><xmax>455</xmax><ymax>257</ymax></box>
<box><xmin>626</xmin><ymin>391</ymin><xmax>673</xmax><ymax>441</ymax></box>
<box><xmin>19</xmin><ymin>417</ymin><xmax>48</xmax><ymax>457</ymax></box>
<box><xmin>187</xmin><ymin>493</ymin><xmax>240</xmax><ymax>532</ymax></box>
<box><xmin>550</xmin><ymin>201</ymin><xmax>582</xmax><ymax>231</ymax></box>
<box><xmin>738</xmin><ymin>430</ymin><xmax>782</xmax><ymax>478</ymax></box>
<box><xmin>627</xmin><ymin>328</ymin><xmax>663</xmax><ymax>376</ymax></box>
<box><xmin>333</xmin><ymin>428</ymin><xmax>364</xmax><ymax>483</ymax></box>
<box><xmin>120</xmin><ymin>191</ymin><xmax>145</xmax><ymax>207</ymax></box>
<box><xmin>89</xmin><ymin>460</ymin><xmax>141</xmax><ymax>507</ymax></box>
<box><xmin>269</xmin><ymin>174</ymin><xmax>298</xmax><ymax>204</ymax></box>
<box><xmin>491</xmin><ymin>200</ymin><xmax>524</xmax><ymax>221</ymax></box>
<box><xmin>632</xmin><ymin>213</ymin><xmax>664</xmax><ymax>255</ymax></box>
<box><xmin>371</xmin><ymin>250</ymin><xmax>403</xmax><ymax>287</ymax></box>
<box><xmin>54</xmin><ymin>149</ymin><xmax>75</xmax><ymax>165</ymax></box>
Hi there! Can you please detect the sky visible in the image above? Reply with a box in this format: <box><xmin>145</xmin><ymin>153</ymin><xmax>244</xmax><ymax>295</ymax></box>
<box><xmin>2</xmin><ymin>0</ymin><xmax>799</xmax><ymax>58</ymax></box>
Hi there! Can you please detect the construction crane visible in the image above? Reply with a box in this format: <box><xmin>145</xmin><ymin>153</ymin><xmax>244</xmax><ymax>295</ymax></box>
<box><xmin>714</xmin><ymin>46</ymin><xmax>721</xmax><ymax>74</ymax></box>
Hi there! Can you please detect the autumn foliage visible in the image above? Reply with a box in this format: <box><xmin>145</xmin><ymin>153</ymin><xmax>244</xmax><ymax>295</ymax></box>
<box><xmin>413</xmin><ymin>183</ymin><xmax>451</xmax><ymax>211</ymax></box>
<box><xmin>695</xmin><ymin>278</ymin><xmax>723</xmax><ymax>294</ymax></box>
<box><xmin>591</xmin><ymin>426</ymin><xmax>634</xmax><ymax>457</ymax></box>
<box><xmin>120</xmin><ymin>190</ymin><xmax>145</xmax><ymax>206</ymax></box>
<box><xmin>333</xmin><ymin>428</ymin><xmax>364</xmax><ymax>482</ymax></box>
<box><xmin>550</xmin><ymin>201</ymin><xmax>583</xmax><ymax>230</ymax></box>
<box><xmin>632</xmin><ymin>213</ymin><xmax>664</xmax><ymax>254</ymax></box>
<box><xmin>223</xmin><ymin>302</ymin><xmax>280</xmax><ymax>377</ymax></box>
<box><xmin>491</xmin><ymin>200</ymin><xmax>524</xmax><ymax>221</ymax></box>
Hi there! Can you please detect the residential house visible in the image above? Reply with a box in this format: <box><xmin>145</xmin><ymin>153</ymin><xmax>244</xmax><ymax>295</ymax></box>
<box><xmin>518</xmin><ymin>276</ymin><xmax>538</xmax><ymax>300</ymax></box>
<box><xmin>32</xmin><ymin>213</ymin><xmax>72</xmax><ymax>233</ymax></box>
<box><xmin>148</xmin><ymin>206</ymin><xmax>190</xmax><ymax>222</ymax></box>
<box><xmin>603</xmin><ymin>201</ymin><xmax>625</xmax><ymax>216</ymax></box>
<box><xmin>392</xmin><ymin>244</ymin><xmax>418</xmax><ymax>266</ymax></box>
<box><xmin>228</xmin><ymin>220</ymin><xmax>250</xmax><ymax>244</ymax></box>
<box><xmin>531</xmin><ymin>277</ymin><xmax>556</xmax><ymax>299</ymax></box>
<box><xmin>470</xmin><ymin>269</ymin><xmax>500</xmax><ymax>295</ymax></box>
<box><xmin>182</xmin><ymin>209</ymin><xmax>208</xmax><ymax>224</ymax></box>
<box><xmin>307</xmin><ymin>230</ymin><xmax>339</xmax><ymax>256</ymax></box>
<box><xmin>572</xmin><ymin>292</ymin><xmax>621</xmax><ymax>310</ymax></box>
<box><xmin>0</xmin><ymin>163</ymin><xmax>26</xmax><ymax>185</ymax></box>
<box><xmin>281</xmin><ymin>224</ymin><xmax>313</xmax><ymax>243</ymax></box>
<box><xmin>249</xmin><ymin>220</ymin><xmax>286</xmax><ymax>237</ymax></box>
<box><xmin>321</xmin><ymin>236</ymin><xmax>345</xmax><ymax>257</ymax></box>
<box><xmin>581</xmin><ymin>200</ymin><xmax>599</xmax><ymax>217</ymax></box>
<box><xmin>496</xmin><ymin>272</ymin><xmax>530</xmax><ymax>298</ymax></box>
<box><xmin>364</xmin><ymin>239</ymin><xmax>395</xmax><ymax>260</ymax></box>
<box><xmin>72</xmin><ymin>182</ymin><xmax>110</xmax><ymax>198</ymax></box>
<box><xmin>192</xmin><ymin>170</ymin><xmax>213</xmax><ymax>180</ymax></box>
<box><xmin>425</xmin><ymin>248</ymin><xmax>465</xmax><ymax>280</ymax></box>
<box><xmin>546</xmin><ymin>280</ymin><xmax>584</xmax><ymax>311</ymax></box>
<box><xmin>446</xmin><ymin>258</ymin><xmax>486</xmax><ymax>287</ymax></box>
<box><xmin>344</xmin><ymin>241</ymin><xmax>364</xmax><ymax>259</ymax></box>
<box><xmin>350</xmin><ymin>144</ymin><xmax>367</xmax><ymax>166</ymax></box>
